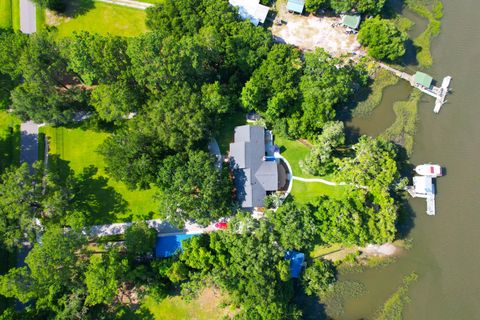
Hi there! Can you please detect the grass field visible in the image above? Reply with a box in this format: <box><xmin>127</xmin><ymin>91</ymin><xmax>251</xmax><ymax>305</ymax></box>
<box><xmin>12</xmin><ymin>0</ymin><xmax>19</xmax><ymax>30</ymax></box>
<box><xmin>275</xmin><ymin>136</ymin><xmax>345</xmax><ymax>203</ymax></box>
<box><xmin>55</xmin><ymin>2</ymin><xmax>148</xmax><ymax>38</ymax></box>
<box><xmin>143</xmin><ymin>288</ymin><xmax>232</xmax><ymax>320</ymax></box>
<box><xmin>0</xmin><ymin>0</ymin><xmax>12</xmax><ymax>28</ymax></box>
<box><xmin>36</xmin><ymin>6</ymin><xmax>45</xmax><ymax>30</ymax></box>
<box><xmin>42</xmin><ymin>125</ymin><xmax>158</xmax><ymax>223</ymax></box>
<box><xmin>0</xmin><ymin>111</ymin><xmax>21</xmax><ymax>169</ymax></box>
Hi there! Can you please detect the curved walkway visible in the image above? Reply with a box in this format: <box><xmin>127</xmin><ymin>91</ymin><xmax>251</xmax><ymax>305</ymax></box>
<box><xmin>292</xmin><ymin>175</ymin><xmax>342</xmax><ymax>186</ymax></box>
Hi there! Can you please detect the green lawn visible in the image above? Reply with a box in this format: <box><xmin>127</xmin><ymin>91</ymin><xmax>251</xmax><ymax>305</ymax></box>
<box><xmin>55</xmin><ymin>2</ymin><xmax>148</xmax><ymax>38</ymax></box>
<box><xmin>36</xmin><ymin>5</ymin><xmax>45</xmax><ymax>30</ymax></box>
<box><xmin>142</xmin><ymin>289</ymin><xmax>232</xmax><ymax>320</ymax></box>
<box><xmin>11</xmin><ymin>0</ymin><xmax>19</xmax><ymax>30</ymax></box>
<box><xmin>275</xmin><ymin>136</ymin><xmax>346</xmax><ymax>203</ymax></box>
<box><xmin>0</xmin><ymin>111</ymin><xmax>20</xmax><ymax>169</ymax></box>
<box><xmin>0</xmin><ymin>0</ymin><xmax>12</xmax><ymax>28</ymax></box>
<box><xmin>215</xmin><ymin>111</ymin><xmax>247</xmax><ymax>155</ymax></box>
<box><xmin>42</xmin><ymin>126</ymin><xmax>158</xmax><ymax>223</ymax></box>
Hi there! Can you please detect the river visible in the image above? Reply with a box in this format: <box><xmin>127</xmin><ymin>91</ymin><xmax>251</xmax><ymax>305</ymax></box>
<box><xmin>338</xmin><ymin>1</ymin><xmax>480</xmax><ymax>319</ymax></box>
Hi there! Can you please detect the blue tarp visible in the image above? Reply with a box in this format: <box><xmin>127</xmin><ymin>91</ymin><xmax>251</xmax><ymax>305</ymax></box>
<box><xmin>285</xmin><ymin>251</ymin><xmax>305</xmax><ymax>278</ymax></box>
<box><xmin>155</xmin><ymin>233</ymin><xmax>199</xmax><ymax>258</ymax></box>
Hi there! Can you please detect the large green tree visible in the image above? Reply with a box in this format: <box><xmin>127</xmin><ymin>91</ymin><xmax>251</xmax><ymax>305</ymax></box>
<box><xmin>156</xmin><ymin>151</ymin><xmax>233</xmax><ymax>227</ymax></box>
<box><xmin>358</xmin><ymin>17</ymin><xmax>408</xmax><ymax>61</ymax></box>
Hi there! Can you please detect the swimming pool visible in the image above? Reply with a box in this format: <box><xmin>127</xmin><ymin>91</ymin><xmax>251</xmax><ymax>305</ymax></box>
<box><xmin>155</xmin><ymin>233</ymin><xmax>200</xmax><ymax>258</ymax></box>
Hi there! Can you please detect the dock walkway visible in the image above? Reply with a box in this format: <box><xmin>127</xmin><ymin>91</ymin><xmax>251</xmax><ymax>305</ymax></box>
<box><xmin>378</xmin><ymin>63</ymin><xmax>451</xmax><ymax>113</ymax></box>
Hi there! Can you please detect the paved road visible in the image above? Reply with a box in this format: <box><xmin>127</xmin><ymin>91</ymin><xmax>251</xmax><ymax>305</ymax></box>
<box><xmin>86</xmin><ymin>219</ymin><xmax>219</xmax><ymax>237</ymax></box>
<box><xmin>19</xmin><ymin>0</ymin><xmax>36</xmax><ymax>34</ymax></box>
<box><xmin>20</xmin><ymin>121</ymin><xmax>40</xmax><ymax>169</ymax></box>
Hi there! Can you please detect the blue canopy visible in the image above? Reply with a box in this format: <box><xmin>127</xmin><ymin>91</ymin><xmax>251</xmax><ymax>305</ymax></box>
<box><xmin>285</xmin><ymin>251</ymin><xmax>305</xmax><ymax>278</ymax></box>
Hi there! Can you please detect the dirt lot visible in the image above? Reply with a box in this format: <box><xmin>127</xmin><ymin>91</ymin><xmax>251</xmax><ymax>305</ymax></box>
<box><xmin>271</xmin><ymin>3</ymin><xmax>364</xmax><ymax>55</ymax></box>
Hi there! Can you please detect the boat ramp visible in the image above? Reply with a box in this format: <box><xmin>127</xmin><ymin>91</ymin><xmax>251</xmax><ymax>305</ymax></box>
<box><xmin>378</xmin><ymin>63</ymin><xmax>452</xmax><ymax>113</ymax></box>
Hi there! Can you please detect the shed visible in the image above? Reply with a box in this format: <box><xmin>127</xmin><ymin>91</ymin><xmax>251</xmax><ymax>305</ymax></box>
<box><xmin>287</xmin><ymin>0</ymin><xmax>304</xmax><ymax>14</ymax></box>
<box><xmin>285</xmin><ymin>251</ymin><xmax>305</xmax><ymax>278</ymax></box>
<box><xmin>229</xmin><ymin>0</ymin><xmax>269</xmax><ymax>25</ymax></box>
<box><xmin>414</xmin><ymin>71</ymin><xmax>433</xmax><ymax>88</ymax></box>
<box><xmin>413</xmin><ymin>176</ymin><xmax>434</xmax><ymax>196</ymax></box>
<box><xmin>341</xmin><ymin>15</ymin><xmax>361</xmax><ymax>30</ymax></box>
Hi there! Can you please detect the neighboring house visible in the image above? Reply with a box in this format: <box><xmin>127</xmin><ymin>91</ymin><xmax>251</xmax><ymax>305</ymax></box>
<box><xmin>229</xmin><ymin>0</ymin><xmax>270</xmax><ymax>26</ymax></box>
<box><xmin>229</xmin><ymin>125</ymin><xmax>288</xmax><ymax>209</ymax></box>
<box><xmin>287</xmin><ymin>0</ymin><xmax>304</xmax><ymax>14</ymax></box>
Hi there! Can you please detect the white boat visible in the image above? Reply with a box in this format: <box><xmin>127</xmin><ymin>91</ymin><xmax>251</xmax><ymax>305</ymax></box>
<box><xmin>414</xmin><ymin>164</ymin><xmax>443</xmax><ymax>177</ymax></box>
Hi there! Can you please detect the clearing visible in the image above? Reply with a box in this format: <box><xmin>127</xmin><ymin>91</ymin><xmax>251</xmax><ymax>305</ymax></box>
<box><xmin>48</xmin><ymin>2</ymin><xmax>148</xmax><ymax>37</ymax></box>
<box><xmin>272</xmin><ymin>0</ymin><xmax>363</xmax><ymax>55</ymax></box>
<box><xmin>42</xmin><ymin>125</ymin><xmax>158</xmax><ymax>223</ymax></box>
<box><xmin>143</xmin><ymin>287</ymin><xmax>235</xmax><ymax>320</ymax></box>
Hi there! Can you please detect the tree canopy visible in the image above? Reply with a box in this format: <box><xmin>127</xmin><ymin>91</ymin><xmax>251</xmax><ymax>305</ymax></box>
<box><xmin>358</xmin><ymin>17</ymin><xmax>408</xmax><ymax>61</ymax></box>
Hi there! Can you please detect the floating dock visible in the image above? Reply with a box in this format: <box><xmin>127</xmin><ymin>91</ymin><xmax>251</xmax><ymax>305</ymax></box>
<box><xmin>378</xmin><ymin>63</ymin><xmax>452</xmax><ymax>113</ymax></box>
<box><xmin>407</xmin><ymin>175</ymin><xmax>436</xmax><ymax>215</ymax></box>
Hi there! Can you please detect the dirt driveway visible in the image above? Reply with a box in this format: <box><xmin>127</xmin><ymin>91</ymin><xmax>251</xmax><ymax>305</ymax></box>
<box><xmin>271</xmin><ymin>4</ymin><xmax>364</xmax><ymax>55</ymax></box>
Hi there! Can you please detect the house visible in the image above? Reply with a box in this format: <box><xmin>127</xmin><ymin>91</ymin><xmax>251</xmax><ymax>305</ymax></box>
<box><xmin>229</xmin><ymin>0</ymin><xmax>270</xmax><ymax>26</ymax></box>
<box><xmin>229</xmin><ymin>125</ymin><xmax>287</xmax><ymax>209</ymax></box>
<box><xmin>287</xmin><ymin>0</ymin><xmax>304</xmax><ymax>14</ymax></box>
<box><xmin>341</xmin><ymin>14</ymin><xmax>361</xmax><ymax>30</ymax></box>
<box><xmin>414</xmin><ymin>71</ymin><xmax>433</xmax><ymax>89</ymax></box>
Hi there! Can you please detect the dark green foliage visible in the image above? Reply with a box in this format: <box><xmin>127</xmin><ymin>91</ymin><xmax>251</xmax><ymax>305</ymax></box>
<box><xmin>302</xmin><ymin>259</ymin><xmax>335</xmax><ymax>296</ymax></box>
<box><xmin>98</xmin><ymin>119</ymin><xmax>169</xmax><ymax>190</ymax></box>
<box><xmin>177</xmin><ymin>218</ymin><xmax>302</xmax><ymax>319</ymax></box>
<box><xmin>0</xmin><ymin>29</ymin><xmax>28</xmax><ymax>81</ymax></box>
<box><xmin>62</xmin><ymin>32</ymin><xmax>131</xmax><ymax>85</ymax></box>
<box><xmin>11</xmin><ymin>33</ymin><xmax>88</xmax><ymax>124</ymax></box>
<box><xmin>156</xmin><ymin>150</ymin><xmax>233</xmax><ymax>227</ymax></box>
<box><xmin>358</xmin><ymin>17</ymin><xmax>408</xmax><ymax>61</ymax></box>
<box><xmin>330</xmin><ymin>0</ymin><xmax>385</xmax><ymax>14</ymax></box>
<box><xmin>300</xmin><ymin>121</ymin><xmax>345</xmax><ymax>175</ymax></box>
<box><xmin>297</xmin><ymin>49</ymin><xmax>363</xmax><ymax>138</ymax></box>
<box><xmin>305</xmin><ymin>0</ymin><xmax>330</xmax><ymax>13</ymax></box>
<box><xmin>241</xmin><ymin>44</ymin><xmax>303</xmax><ymax>127</ymax></box>
<box><xmin>31</xmin><ymin>0</ymin><xmax>65</xmax><ymax>11</ymax></box>
<box><xmin>124</xmin><ymin>221</ymin><xmax>157</xmax><ymax>259</ymax></box>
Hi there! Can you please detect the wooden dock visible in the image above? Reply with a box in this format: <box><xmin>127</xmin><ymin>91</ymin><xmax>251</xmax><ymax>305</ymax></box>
<box><xmin>378</xmin><ymin>63</ymin><xmax>451</xmax><ymax>113</ymax></box>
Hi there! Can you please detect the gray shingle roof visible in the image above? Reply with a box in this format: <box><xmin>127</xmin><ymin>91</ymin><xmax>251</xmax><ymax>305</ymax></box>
<box><xmin>229</xmin><ymin>125</ymin><xmax>278</xmax><ymax>208</ymax></box>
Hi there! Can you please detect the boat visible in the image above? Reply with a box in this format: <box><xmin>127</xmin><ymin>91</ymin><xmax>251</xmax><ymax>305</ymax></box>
<box><xmin>414</xmin><ymin>164</ymin><xmax>443</xmax><ymax>177</ymax></box>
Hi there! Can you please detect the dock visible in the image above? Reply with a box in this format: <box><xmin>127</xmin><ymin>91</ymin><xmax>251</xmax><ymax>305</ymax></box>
<box><xmin>378</xmin><ymin>63</ymin><xmax>452</xmax><ymax>113</ymax></box>
<box><xmin>407</xmin><ymin>175</ymin><xmax>437</xmax><ymax>216</ymax></box>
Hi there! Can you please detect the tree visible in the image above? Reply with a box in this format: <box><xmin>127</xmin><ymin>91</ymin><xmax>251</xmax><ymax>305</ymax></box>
<box><xmin>268</xmin><ymin>202</ymin><xmax>320</xmax><ymax>252</ymax></box>
<box><xmin>298</xmin><ymin>49</ymin><xmax>361</xmax><ymax>138</ymax></box>
<box><xmin>62</xmin><ymin>32</ymin><xmax>131</xmax><ymax>85</ymax></box>
<box><xmin>241</xmin><ymin>44</ymin><xmax>303</xmax><ymax>127</ymax></box>
<box><xmin>330</xmin><ymin>0</ymin><xmax>385</xmax><ymax>14</ymax></box>
<box><xmin>30</xmin><ymin>0</ymin><xmax>65</xmax><ymax>11</ymax></box>
<box><xmin>99</xmin><ymin>119</ymin><xmax>170</xmax><ymax>190</ymax></box>
<box><xmin>0</xmin><ymin>29</ymin><xmax>28</xmax><ymax>81</ymax></box>
<box><xmin>300</xmin><ymin>121</ymin><xmax>345</xmax><ymax>175</ymax></box>
<box><xmin>305</xmin><ymin>0</ymin><xmax>330</xmax><ymax>14</ymax></box>
<box><xmin>90</xmin><ymin>80</ymin><xmax>142</xmax><ymax>122</ymax></box>
<box><xmin>85</xmin><ymin>250</ymin><xmax>128</xmax><ymax>306</ymax></box>
<box><xmin>124</xmin><ymin>221</ymin><xmax>157</xmax><ymax>259</ymax></box>
<box><xmin>156</xmin><ymin>151</ymin><xmax>233</xmax><ymax>227</ymax></box>
<box><xmin>358</xmin><ymin>17</ymin><xmax>407</xmax><ymax>61</ymax></box>
<box><xmin>302</xmin><ymin>259</ymin><xmax>335</xmax><ymax>296</ymax></box>
<box><xmin>11</xmin><ymin>33</ymin><xmax>88</xmax><ymax>124</ymax></box>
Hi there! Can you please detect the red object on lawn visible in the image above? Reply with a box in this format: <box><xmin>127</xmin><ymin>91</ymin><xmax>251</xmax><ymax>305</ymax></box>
<box><xmin>215</xmin><ymin>222</ymin><xmax>228</xmax><ymax>229</ymax></box>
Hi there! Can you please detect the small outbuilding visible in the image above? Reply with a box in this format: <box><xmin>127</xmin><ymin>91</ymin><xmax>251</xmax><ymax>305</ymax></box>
<box><xmin>287</xmin><ymin>0</ymin><xmax>304</xmax><ymax>14</ymax></box>
<box><xmin>414</xmin><ymin>71</ymin><xmax>433</xmax><ymax>89</ymax></box>
<box><xmin>229</xmin><ymin>0</ymin><xmax>270</xmax><ymax>26</ymax></box>
<box><xmin>341</xmin><ymin>14</ymin><xmax>361</xmax><ymax>30</ymax></box>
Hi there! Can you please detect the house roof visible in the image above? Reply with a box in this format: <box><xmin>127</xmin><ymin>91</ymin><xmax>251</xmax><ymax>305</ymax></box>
<box><xmin>229</xmin><ymin>125</ymin><xmax>278</xmax><ymax>208</ymax></box>
<box><xmin>229</xmin><ymin>0</ymin><xmax>269</xmax><ymax>25</ymax></box>
<box><xmin>413</xmin><ymin>176</ymin><xmax>434</xmax><ymax>194</ymax></box>
<box><xmin>414</xmin><ymin>71</ymin><xmax>433</xmax><ymax>88</ymax></box>
<box><xmin>287</xmin><ymin>0</ymin><xmax>304</xmax><ymax>13</ymax></box>
<box><xmin>342</xmin><ymin>15</ymin><xmax>361</xmax><ymax>29</ymax></box>
<box><xmin>285</xmin><ymin>251</ymin><xmax>305</xmax><ymax>278</ymax></box>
